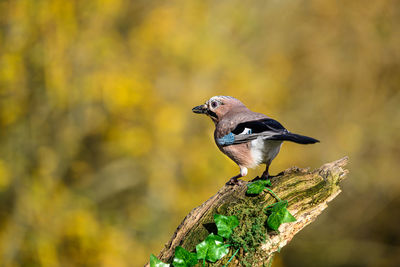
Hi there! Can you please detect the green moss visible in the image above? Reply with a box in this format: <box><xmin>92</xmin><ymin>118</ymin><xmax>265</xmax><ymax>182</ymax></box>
<box><xmin>284</xmin><ymin>179</ymin><xmax>329</xmax><ymax>207</ymax></box>
<box><xmin>225</xmin><ymin>198</ymin><xmax>269</xmax><ymax>266</ymax></box>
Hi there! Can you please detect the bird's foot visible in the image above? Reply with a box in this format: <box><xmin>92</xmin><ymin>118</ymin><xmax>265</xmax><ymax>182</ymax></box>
<box><xmin>251</xmin><ymin>174</ymin><xmax>269</xmax><ymax>182</ymax></box>
<box><xmin>226</xmin><ymin>177</ymin><xmax>241</xmax><ymax>185</ymax></box>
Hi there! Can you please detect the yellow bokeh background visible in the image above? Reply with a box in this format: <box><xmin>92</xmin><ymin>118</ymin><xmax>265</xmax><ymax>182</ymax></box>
<box><xmin>0</xmin><ymin>0</ymin><xmax>399</xmax><ymax>266</ymax></box>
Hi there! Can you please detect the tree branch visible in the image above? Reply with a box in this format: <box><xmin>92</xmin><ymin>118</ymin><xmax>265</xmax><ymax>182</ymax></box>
<box><xmin>145</xmin><ymin>157</ymin><xmax>349</xmax><ymax>266</ymax></box>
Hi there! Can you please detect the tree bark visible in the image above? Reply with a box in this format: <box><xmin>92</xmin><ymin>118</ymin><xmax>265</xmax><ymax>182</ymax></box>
<box><xmin>145</xmin><ymin>157</ymin><xmax>349</xmax><ymax>266</ymax></box>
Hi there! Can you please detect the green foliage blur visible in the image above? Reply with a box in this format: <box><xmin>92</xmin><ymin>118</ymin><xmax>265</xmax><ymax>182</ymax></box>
<box><xmin>0</xmin><ymin>0</ymin><xmax>399</xmax><ymax>266</ymax></box>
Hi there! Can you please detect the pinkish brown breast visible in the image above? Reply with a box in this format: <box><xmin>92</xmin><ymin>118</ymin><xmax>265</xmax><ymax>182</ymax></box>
<box><xmin>218</xmin><ymin>143</ymin><xmax>256</xmax><ymax>168</ymax></box>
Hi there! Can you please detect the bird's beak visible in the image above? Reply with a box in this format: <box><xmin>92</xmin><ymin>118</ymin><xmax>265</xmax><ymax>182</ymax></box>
<box><xmin>192</xmin><ymin>104</ymin><xmax>207</xmax><ymax>114</ymax></box>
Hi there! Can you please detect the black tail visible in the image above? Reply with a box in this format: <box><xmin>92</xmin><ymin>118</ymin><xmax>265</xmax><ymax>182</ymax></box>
<box><xmin>271</xmin><ymin>132</ymin><xmax>319</xmax><ymax>144</ymax></box>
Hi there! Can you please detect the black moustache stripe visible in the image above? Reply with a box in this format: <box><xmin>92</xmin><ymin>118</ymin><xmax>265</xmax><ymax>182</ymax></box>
<box><xmin>207</xmin><ymin>110</ymin><xmax>218</xmax><ymax>119</ymax></box>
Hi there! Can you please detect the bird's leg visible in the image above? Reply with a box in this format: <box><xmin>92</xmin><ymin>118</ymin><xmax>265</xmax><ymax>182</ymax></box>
<box><xmin>226</xmin><ymin>174</ymin><xmax>242</xmax><ymax>185</ymax></box>
<box><xmin>226</xmin><ymin>167</ymin><xmax>248</xmax><ymax>185</ymax></box>
<box><xmin>260</xmin><ymin>163</ymin><xmax>270</xmax><ymax>180</ymax></box>
<box><xmin>251</xmin><ymin>163</ymin><xmax>271</xmax><ymax>182</ymax></box>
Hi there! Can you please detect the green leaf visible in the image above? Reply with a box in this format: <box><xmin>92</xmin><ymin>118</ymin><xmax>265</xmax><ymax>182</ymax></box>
<box><xmin>214</xmin><ymin>214</ymin><xmax>239</xmax><ymax>239</ymax></box>
<box><xmin>196</xmin><ymin>234</ymin><xmax>223</xmax><ymax>260</ymax></box>
<box><xmin>246</xmin><ymin>179</ymin><xmax>271</xmax><ymax>195</ymax></box>
<box><xmin>172</xmin><ymin>246</ymin><xmax>197</xmax><ymax>267</ymax></box>
<box><xmin>266</xmin><ymin>201</ymin><xmax>296</xmax><ymax>231</ymax></box>
<box><xmin>196</xmin><ymin>233</ymin><xmax>230</xmax><ymax>262</ymax></box>
<box><xmin>150</xmin><ymin>254</ymin><xmax>169</xmax><ymax>267</ymax></box>
<box><xmin>270</xmin><ymin>200</ymin><xmax>288</xmax><ymax>212</ymax></box>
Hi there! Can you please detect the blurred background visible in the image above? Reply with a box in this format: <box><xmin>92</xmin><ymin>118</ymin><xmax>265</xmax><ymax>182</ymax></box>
<box><xmin>0</xmin><ymin>0</ymin><xmax>399</xmax><ymax>266</ymax></box>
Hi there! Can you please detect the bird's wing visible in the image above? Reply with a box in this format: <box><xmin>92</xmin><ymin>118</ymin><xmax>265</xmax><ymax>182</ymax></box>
<box><xmin>216</xmin><ymin>118</ymin><xmax>289</xmax><ymax>146</ymax></box>
<box><xmin>231</xmin><ymin>118</ymin><xmax>287</xmax><ymax>134</ymax></box>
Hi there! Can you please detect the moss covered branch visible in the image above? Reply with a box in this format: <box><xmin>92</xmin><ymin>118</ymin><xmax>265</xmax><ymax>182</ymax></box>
<box><xmin>146</xmin><ymin>157</ymin><xmax>349</xmax><ymax>266</ymax></box>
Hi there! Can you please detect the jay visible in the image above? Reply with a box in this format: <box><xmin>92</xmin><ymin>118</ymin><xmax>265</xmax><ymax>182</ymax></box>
<box><xmin>192</xmin><ymin>96</ymin><xmax>319</xmax><ymax>185</ymax></box>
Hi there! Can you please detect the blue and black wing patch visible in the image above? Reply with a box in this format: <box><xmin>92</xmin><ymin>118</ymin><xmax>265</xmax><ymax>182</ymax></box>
<box><xmin>217</xmin><ymin>118</ymin><xmax>319</xmax><ymax>146</ymax></box>
<box><xmin>216</xmin><ymin>132</ymin><xmax>235</xmax><ymax>146</ymax></box>
<box><xmin>216</xmin><ymin>130</ymin><xmax>253</xmax><ymax>146</ymax></box>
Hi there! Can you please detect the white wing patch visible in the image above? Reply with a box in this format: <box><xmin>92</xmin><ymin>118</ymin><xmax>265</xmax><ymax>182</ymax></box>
<box><xmin>239</xmin><ymin>127</ymin><xmax>252</xmax><ymax>135</ymax></box>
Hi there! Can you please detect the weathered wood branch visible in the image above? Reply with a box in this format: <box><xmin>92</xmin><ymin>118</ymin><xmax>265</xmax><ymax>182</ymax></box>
<box><xmin>146</xmin><ymin>157</ymin><xmax>349</xmax><ymax>266</ymax></box>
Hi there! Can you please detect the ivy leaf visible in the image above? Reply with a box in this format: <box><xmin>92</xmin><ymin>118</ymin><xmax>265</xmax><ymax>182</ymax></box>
<box><xmin>196</xmin><ymin>233</ymin><xmax>230</xmax><ymax>262</ymax></box>
<box><xmin>266</xmin><ymin>201</ymin><xmax>296</xmax><ymax>231</ymax></box>
<box><xmin>270</xmin><ymin>200</ymin><xmax>288</xmax><ymax>212</ymax></box>
<box><xmin>214</xmin><ymin>214</ymin><xmax>239</xmax><ymax>239</ymax></box>
<box><xmin>246</xmin><ymin>179</ymin><xmax>271</xmax><ymax>195</ymax></box>
<box><xmin>172</xmin><ymin>246</ymin><xmax>197</xmax><ymax>267</ymax></box>
<box><xmin>150</xmin><ymin>254</ymin><xmax>169</xmax><ymax>267</ymax></box>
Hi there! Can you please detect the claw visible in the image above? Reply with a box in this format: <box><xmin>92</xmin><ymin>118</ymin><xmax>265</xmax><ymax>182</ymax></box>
<box><xmin>226</xmin><ymin>177</ymin><xmax>241</xmax><ymax>185</ymax></box>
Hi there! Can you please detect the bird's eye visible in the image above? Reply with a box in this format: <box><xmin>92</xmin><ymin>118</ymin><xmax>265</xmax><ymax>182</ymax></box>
<box><xmin>211</xmin><ymin>101</ymin><xmax>218</xmax><ymax>108</ymax></box>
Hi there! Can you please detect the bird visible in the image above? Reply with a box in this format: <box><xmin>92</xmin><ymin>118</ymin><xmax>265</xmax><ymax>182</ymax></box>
<box><xmin>192</xmin><ymin>96</ymin><xmax>319</xmax><ymax>185</ymax></box>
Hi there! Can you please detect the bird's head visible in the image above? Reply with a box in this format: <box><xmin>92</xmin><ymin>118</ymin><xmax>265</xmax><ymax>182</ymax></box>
<box><xmin>192</xmin><ymin>96</ymin><xmax>245</xmax><ymax>123</ymax></box>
